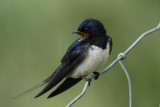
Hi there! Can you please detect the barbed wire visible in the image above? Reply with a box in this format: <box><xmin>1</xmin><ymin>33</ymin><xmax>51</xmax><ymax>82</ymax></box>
<box><xmin>66</xmin><ymin>22</ymin><xmax>160</xmax><ymax>107</ymax></box>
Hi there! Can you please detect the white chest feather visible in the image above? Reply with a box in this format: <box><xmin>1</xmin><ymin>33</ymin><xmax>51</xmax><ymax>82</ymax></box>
<box><xmin>68</xmin><ymin>43</ymin><xmax>110</xmax><ymax>78</ymax></box>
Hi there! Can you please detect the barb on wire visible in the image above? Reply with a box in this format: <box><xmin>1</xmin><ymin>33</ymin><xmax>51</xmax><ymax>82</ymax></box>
<box><xmin>66</xmin><ymin>22</ymin><xmax>160</xmax><ymax>107</ymax></box>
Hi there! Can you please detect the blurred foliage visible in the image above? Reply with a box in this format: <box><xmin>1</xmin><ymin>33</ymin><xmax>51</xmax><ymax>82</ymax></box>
<box><xmin>0</xmin><ymin>0</ymin><xmax>160</xmax><ymax>107</ymax></box>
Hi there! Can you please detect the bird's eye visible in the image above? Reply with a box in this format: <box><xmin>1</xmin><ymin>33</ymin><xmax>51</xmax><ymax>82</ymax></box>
<box><xmin>84</xmin><ymin>27</ymin><xmax>88</xmax><ymax>31</ymax></box>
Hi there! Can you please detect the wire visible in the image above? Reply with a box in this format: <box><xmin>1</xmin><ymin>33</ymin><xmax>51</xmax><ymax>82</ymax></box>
<box><xmin>66</xmin><ymin>22</ymin><xmax>160</xmax><ymax>107</ymax></box>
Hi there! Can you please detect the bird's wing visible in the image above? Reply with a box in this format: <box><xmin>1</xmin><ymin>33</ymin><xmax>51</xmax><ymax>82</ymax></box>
<box><xmin>34</xmin><ymin>40</ymin><xmax>89</xmax><ymax>98</ymax></box>
<box><xmin>108</xmin><ymin>36</ymin><xmax>113</xmax><ymax>54</ymax></box>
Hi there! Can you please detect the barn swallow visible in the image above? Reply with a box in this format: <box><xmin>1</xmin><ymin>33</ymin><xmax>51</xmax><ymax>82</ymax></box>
<box><xmin>13</xmin><ymin>18</ymin><xmax>112</xmax><ymax>99</ymax></box>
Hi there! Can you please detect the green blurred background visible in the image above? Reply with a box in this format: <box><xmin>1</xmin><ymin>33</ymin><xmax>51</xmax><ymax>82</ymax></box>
<box><xmin>1</xmin><ymin>0</ymin><xmax>160</xmax><ymax>107</ymax></box>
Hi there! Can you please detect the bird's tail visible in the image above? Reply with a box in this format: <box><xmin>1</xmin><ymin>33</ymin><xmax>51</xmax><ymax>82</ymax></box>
<box><xmin>47</xmin><ymin>78</ymin><xmax>82</xmax><ymax>98</ymax></box>
<box><xmin>12</xmin><ymin>82</ymin><xmax>46</xmax><ymax>100</ymax></box>
<box><xmin>12</xmin><ymin>75</ymin><xmax>52</xmax><ymax>100</ymax></box>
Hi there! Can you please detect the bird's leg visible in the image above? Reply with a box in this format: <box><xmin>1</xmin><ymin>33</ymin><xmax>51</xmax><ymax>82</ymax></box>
<box><xmin>93</xmin><ymin>72</ymin><xmax>100</xmax><ymax>80</ymax></box>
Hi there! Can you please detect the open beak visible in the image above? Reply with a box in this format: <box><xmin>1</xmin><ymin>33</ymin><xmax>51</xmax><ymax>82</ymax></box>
<box><xmin>72</xmin><ymin>31</ymin><xmax>81</xmax><ymax>34</ymax></box>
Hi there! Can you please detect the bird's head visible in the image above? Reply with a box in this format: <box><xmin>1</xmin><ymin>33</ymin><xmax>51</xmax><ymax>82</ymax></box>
<box><xmin>72</xmin><ymin>18</ymin><xmax>106</xmax><ymax>40</ymax></box>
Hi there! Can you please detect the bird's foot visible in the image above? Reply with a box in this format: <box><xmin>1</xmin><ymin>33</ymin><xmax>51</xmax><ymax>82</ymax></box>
<box><xmin>93</xmin><ymin>72</ymin><xmax>100</xmax><ymax>80</ymax></box>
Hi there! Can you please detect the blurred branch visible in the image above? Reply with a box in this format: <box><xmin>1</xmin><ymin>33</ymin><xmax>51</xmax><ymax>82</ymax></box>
<box><xmin>66</xmin><ymin>22</ymin><xmax>160</xmax><ymax>107</ymax></box>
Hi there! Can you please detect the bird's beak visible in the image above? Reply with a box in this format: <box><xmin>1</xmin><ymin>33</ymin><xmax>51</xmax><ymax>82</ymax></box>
<box><xmin>72</xmin><ymin>31</ymin><xmax>81</xmax><ymax>34</ymax></box>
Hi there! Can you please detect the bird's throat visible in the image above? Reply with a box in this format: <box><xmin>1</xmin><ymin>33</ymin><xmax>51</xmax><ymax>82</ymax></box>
<box><xmin>79</xmin><ymin>33</ymin><xmax>89</xmax><ymax>40</ymax></box>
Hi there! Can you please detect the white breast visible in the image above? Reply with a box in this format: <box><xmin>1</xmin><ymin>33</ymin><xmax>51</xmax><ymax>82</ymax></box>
<box><xmin>67</xmin><ymin>43</ymin><xmax>110</xmax><ymax>78</ymax></box>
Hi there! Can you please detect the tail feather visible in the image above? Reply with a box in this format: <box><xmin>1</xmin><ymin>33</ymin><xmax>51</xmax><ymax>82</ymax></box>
<box><xmin>12</xmin><ymin>82</ymin><xmax>46</xmax><ymax>100</ymax></box>
<box><xmin>34</xmin><ymin>65</ymin><xmax>68</xmax><ymax>98</ymax></box>
<box><xmin>12</xmin><ymin>74</ymin><xmax>53</xmax><ymax>100</ymax></box>
<box><xmin>47</xmin><ymin>78</ymin><xmax>82</xmax><ymax>98</ymax></box>
<box><xmin>34</xmin><ymin>74</ymin><xmax>65</xmax><ymax>98</ymax></box>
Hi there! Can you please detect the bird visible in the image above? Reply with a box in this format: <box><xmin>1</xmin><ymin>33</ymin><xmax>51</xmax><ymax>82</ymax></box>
<box><xmin>13</xmin><ymin>18</ymin><xmax>112</xmax><ymax>99</ymax></box>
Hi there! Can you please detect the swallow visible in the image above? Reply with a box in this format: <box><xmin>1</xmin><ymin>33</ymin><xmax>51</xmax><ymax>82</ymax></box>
<box><xmin>13</xmin><ymin>18</ymin><xmax>112</xmax><ymax>99</ymax></box>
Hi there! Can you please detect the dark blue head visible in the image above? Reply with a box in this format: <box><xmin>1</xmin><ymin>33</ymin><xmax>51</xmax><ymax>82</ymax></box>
<box><xmin>72</xmin><ymin>18</ymin><xmax>107</xmax><ymax>40</ymax></box>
